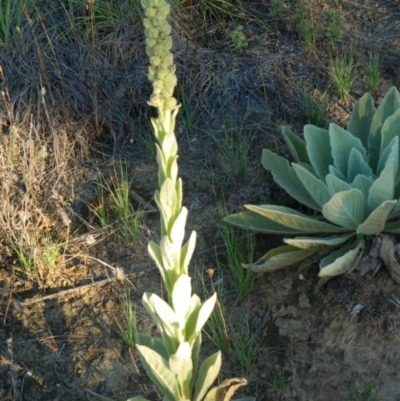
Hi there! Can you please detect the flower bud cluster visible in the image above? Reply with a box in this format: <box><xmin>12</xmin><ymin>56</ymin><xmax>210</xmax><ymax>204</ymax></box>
<box><xmin>141</xmin><ymin>0</ymin><xmax>177</xmax><ymax>109</ymax></box>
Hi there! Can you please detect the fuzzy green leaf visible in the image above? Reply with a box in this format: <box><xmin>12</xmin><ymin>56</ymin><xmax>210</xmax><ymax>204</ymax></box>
<box><xmin>284</xmin><ymin>233</ymin><xmax>355</xmax><ymax>250</ymax></box>
<box><xmin>381</xmin><ymin>137</ymin><xmax>400</xmax><ymax>199</ymax></box>
<box><xmin>190</xmin><ymin>328</ymin><xmax>202</xmax><ymax>387</ymax></box>
<box><xmin>282</xmin><ymin>126</ymin><xmax>310</xmax><ymax>164</ymax></box>
<box><xmin>356</xmin><ymin>200</ymin><xmax>397</xmax><ymax>235</ymax></box>
<box><xmin>388</xmin><ymin>199</ymin><xmax>400</xmax><ymax>219</ymax></box>
<box><xmin>297</xmin><ymin>161</ymin><xmax>317</xmax><ymax>174</ymax></box>
<box><xmin>347</xmin><ymin>147</ymin><xmax>373</xmax><ymax>183</ymax></box>
<box><xmin>136</xmin><ymin>333</ymin><xmax>169</xmax><ymax>360</ymax></box>
<box><xmin>183</xmin><ymin>294</ymin><xmax>213</xmax><ymax>348</ymax></box>
<box><xmin>195</xmin><ymin>293</ymin><xmax>217</xmax><ymax>333</ymax></box>
<box><xmin>292</xmin><ymin>163</ymin><xmax>330</xmax><ymax>208</ymax></box>
<box><xmin>325</xmin><ymin>174</ymin><xmax>352</xmax><ymax>197</ymax></box>
<box><xmin>351</xmin><ymin>175</ymin><xmax>373</xmax><ymax>198</ymax></box>
<box><xmin>183</xmin><ymin>294</ymin><xmax>202</xmax><ymax>344</ymax></box>
<box><xmin>167</xmin><ymin>156</ymin><xmax>179</xmax><ymax>189</ymax></box>
<box><xmin>224</xmin><ymin>211</ymin><xmax>325</xmax><ymax>235</ymax></box>
<box><xmin>384</xmin><ymin>218</ymin><xmax>400</xmax><ymax>233</ymax></box>
<box><xmin>142</xmin><ymin>293</ymin><xmax>179</xmax><ymax>353</ymax></box>
<box><xmin>380</xmin><ymin>109</ymin><xmax>400</xmax><ymax>157</ymax></box>
<box><xmin>347</xmin><ymin>91</ymin><xmax>375</xmax><ymax>150</ymax></box>
<box><xmin>369</xmin><ymin>86</ymin><xmax>400</xmax><ymax>172</ymax></box>
<box><xmin>159</xmin><ymin>235</ymin><xmax>179</xmax><ymax>271</ymax></box>
<box><xmin>194</xmin><ymin>352</ymin><xmax>222</xmax><ymax>401</ymax></box>
<box><xmin>148</xmin><ymin>241</ymin><xmax>168</xmax><ymax>290</ymax></box>
<box><xmin>171</xmin><ymin>275</ymin><xmax>192</xmax><ymax>323</ymax></box>
<box><xmin>368</xmin><ymin>158</ymin><xmax>397</xmax><ymax>211</ymax></box>
<box><xmin>155</xmin><ymin>143</ymin><xmax>167</xmax><ymax>188</ymax></box>
<box><xmin>322</xmin><ymin>189</ymin><xmax>367</xmax><ymax>229</ymax></box>
<box><xmin>243</xmin><ymin>244</ymin><xmax>317</xmax><ymax>272</ymax></box>
<box><xmin>318</xmin><ymin>239</ymin><xmax>364</xmax><ymax>277</ymax></box>
<box><xmin>159</xmin><ymin>177</ymin><xmax>176</xmax><ymax>223</ymax></box>
<box><xmin>154</xmin><ymin>189</ymin><xmax>168</xmax><ymax>236</ymax></box>
<box><xmin>170</xmin><ymin>207</ymin><xmax>188</xmax><ymax>249</ymax></box>
<box><xmin>304</xmin><ymin>125</ymin><xmax>332</xmax><ymax>179</ymax></box>
<box><xmin>329</xmin><ymin>123</ymin><xmax>368</xmax><ymax>177</ymax></box>
<box><xmin>329</xmin><ymin>165</ymin><xmax>347</xmax><ymax>181</ymax></box>
<box><xmin>261</xmin><ymin>149</ymin><xmax>321</xmax><ymax>211</ymax></box>
<box><xmin>175</xmin><ymin>178</ymin><xmax>183</xmax><ymax>216</ymax></box>
<box><xmin>136</xmin><ymin>345</ymin><xmax>180</xmax><ymax>401</ymax></box>
<box><xmin>143</xmin><ymin>294</ymin><xmax>177</xmax><ymax>335</ymax></box>
<box><xmin>169</xmin><ymin>342</ymin><xmax>193</xmax><ymax>398</ymax></box>
<box><xmin>162</xmin><ymin>136</ymin><xmax>178</xmax><ymax>174</ymax></box>
<box><xmin>180</xmin><ymin>230</ymin><xmax>197</xmax><ymax>275</ymax></box>
<box><xmin>246</xmin><ymin>204</ymin><xmax>349</xmax><ymax>234</ymax></box>
<box><xmin>377</xmin><ymin>136</ymin><xmax>398</xmax><ymax>176</ymax></box>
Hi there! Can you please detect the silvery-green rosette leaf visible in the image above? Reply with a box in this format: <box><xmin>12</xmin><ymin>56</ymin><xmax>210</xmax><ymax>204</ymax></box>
<box><xmin>225</xmin><ymin>87</ymin><xmax>400</xmax><ymax>279</ymax></box>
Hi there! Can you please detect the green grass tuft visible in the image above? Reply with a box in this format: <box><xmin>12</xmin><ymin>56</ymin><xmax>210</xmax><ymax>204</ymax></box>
<box><xmin>294</xmin><ymin>4</ymin><xmax>317</xmax><ymax>53</ymax></box>
<box><xmin>230</xmin><ymin>313</ymin><xmax>268</xmax><ymax>373</ymax></box>
<box><xmin>116</xmin><ymin>290</ymin><xmax>137</xmax><ymax>350</ymax></box>
<box><xmin>365</xmin><ymin>51</ymin><xmax>382</xmax><ymax>93</ymax></box>
<box><xmin>345</xmin><ymin>379</ymin><xmax>381</xmax><ymax>401</ymax></box>
<box><xmin>200</xmin><ymin>267</ymin><xmax>231</xmax><ymax>353</ymax></box>
<box><xmin>220</xmin><ymin>225</ymin><xmax>256</xmax><ymax>300</ymax></box>
<box><xmin>325</xmin><ymin>10</ymin><xmax>342</xmax><ymax>49</ymax></box>
<box><xmin>210</xmin><ymin>123</ymin><xmax>255</xmax><ymax>180</ymax></box>
<box><xmin>91</xmin><ymin>166</ymin><xmax>143</xmax><ymax>245</ymax></box>
<box><xmin>301</xmin><ymin>89</ymin><xmax>329</xmax><ymax>128</ymax></box>
<box><xmin>331</xmin><ymin>47</ymin><xmax>356</xmax><ymax>100</ymax></box>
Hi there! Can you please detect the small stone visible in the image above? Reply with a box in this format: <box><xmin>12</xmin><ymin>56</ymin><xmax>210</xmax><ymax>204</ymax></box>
<box><xmin>298</xmin><ymin>293</ymin><xmax>311</xmax><ymax>308</ymax></box>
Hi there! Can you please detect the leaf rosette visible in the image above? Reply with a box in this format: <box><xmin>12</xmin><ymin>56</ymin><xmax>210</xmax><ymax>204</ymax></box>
<box><xmin>225</xmin><ymin>87</ymin><xmax>400</xmax><ymax>280</ymax></box>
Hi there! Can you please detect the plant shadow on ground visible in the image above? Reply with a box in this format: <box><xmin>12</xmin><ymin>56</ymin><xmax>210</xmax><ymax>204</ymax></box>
<box><xmin>2</xmin><ymin>0</ymin><xmax>400</xmax><ymax>400</ymax></box>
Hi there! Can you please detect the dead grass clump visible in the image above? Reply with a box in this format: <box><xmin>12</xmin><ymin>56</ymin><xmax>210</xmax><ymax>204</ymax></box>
<box><xmin>0</xmin><ymin>38</ymin><xmax>99</xmax><ymax>279</ymax></box>
<box><xmin>0</xmin><ymin>0</ymin><xmax>150</xmax><ymax>281</ymax></box>
<box><xmin>0</xmin><ymin>80</ymin><xmax>91</xmax><ymax>280</ymax></box>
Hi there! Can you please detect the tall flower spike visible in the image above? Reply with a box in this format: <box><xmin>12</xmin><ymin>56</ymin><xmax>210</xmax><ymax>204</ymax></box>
<box><xmin>142</xmin><ymin>0</ymin><xmax>177</xmax><ymax>111</ymax></box>
<box><xmin>125</xmin><ymin>2</ymin><xmax>252</xmax><ymax>401</ymax></box>
<box><xmin>141</xmin><ymin>0</ymin><xmax>196</xmax><ymax>300</ymax></box>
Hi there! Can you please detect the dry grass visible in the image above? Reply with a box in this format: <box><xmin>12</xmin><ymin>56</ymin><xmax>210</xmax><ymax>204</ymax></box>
<box><xmin>0</xmin><ymin>0</ymin><xmax>148</xmax><ymax>280</ymax></box>
<box><xmin>0</xmin><ymin>56</ymin><xmax>91</xmax><ymax>278</ymax></box>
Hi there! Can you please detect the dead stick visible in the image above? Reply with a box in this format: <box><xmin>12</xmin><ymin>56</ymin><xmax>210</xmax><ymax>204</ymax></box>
<box><xmin>14</xmin><ymin>269</ymin><xmax>150</xmax><ymax>310</ymax></box>
<box><xmin>14</xmin><ymin>239</ymin><xmax>238</xmax><ymax>310</ymax></box>
<box><xmin>129</xmin><ymin>189</ymin><xmax>157</xmax><ymax>211</ymax></box>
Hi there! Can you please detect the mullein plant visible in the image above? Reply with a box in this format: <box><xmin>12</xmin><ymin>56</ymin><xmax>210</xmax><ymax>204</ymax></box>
<box><xmin>225</xmin><ymin>87</ymin><xmax>400</xmax><ymax>286</ymax></box>
<box><xmin>89</xmin><ymin>1</ymin><xmax>253</xmax><ymax>401</ymax></box>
